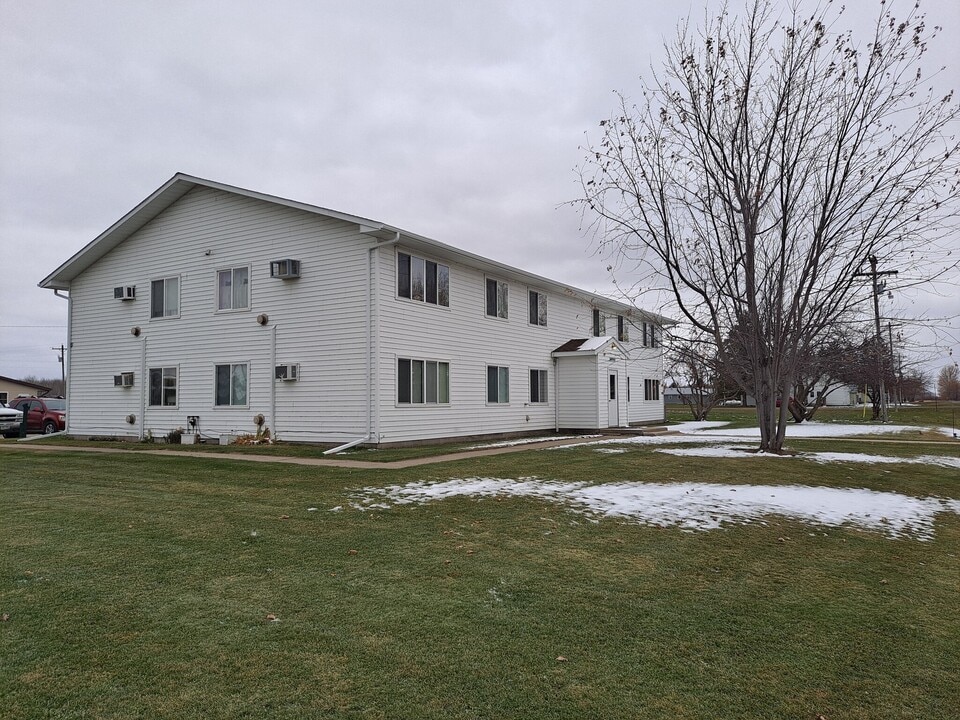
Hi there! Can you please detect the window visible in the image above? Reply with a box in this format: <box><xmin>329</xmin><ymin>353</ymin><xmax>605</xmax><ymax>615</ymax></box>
<box><xmin>627</xmin><ymin>377</ymin><xmax>631</xmax><ymax>402</ymax></box>
<box><xmin>215</xmin><ymin>363</ymin><xmax>248</xmax><ymax>406</ymax></box>
<box><xmin>486</xmin><ymin>278</ymin><xmax>508</xmax><ymax>318</ymax></box>
<box><xmin>487</xmin><ymin>366</ymin><xmax>509</xmax><ymax>403</ymax></box>
<box><xmin>528</xmin><ymin>290</ymin><xmax>547</xmax><ymax>326</ymax></box>
<box><xmin>644</xmin><ymin>378</ymin><xmax>661</xmax><ymax>401</ymax></box>
<box><xmin>592</xmin><ymin>308</ymin><xmax>605</xmax><ymax>336</ymax></box>
<box><xmin>148</xmin><ymin>367</ymin><xmax>177</xmax><ymax>406</ymax></box>
<box><xmin>642</xmin><ymin>322</ymin><xmax>660</xmax><ymax>348</ymax></box>
<box><xmin>217</xmin><ymin>267</ymin><xmax>249</xmax><ymax>310</ymax></box>
<box><xmin>617</xmin><ymin>315</ymin><xmax>629</xmax><ymax>342</ymax></box>
<box><xmin>0</xmin><ymin>392</ymin><xmax>7</xmax><ymax>404</ymax></box>
<box><xmin>609</xmin><ymin>374</ymin><xmax>617</xmax><ymax>400</ymax></box>
<box><xmin>397</xmin><ymin>252</ymin><xmax>449</xmax><ymax>306</ymax></box>
<box><xmin>529</xmin><ymin>369</ymin><xmax>548</xmax><ymax>403</ymax></box>
<box><xmin>150</xmin><ymin>277</ymin><xmax>179</xmax><ymax>318</ymax></box>
<box><xmin>397</xmin><ymin>358</ymin><xmax>450</xmax><ymax>404</ymax></box>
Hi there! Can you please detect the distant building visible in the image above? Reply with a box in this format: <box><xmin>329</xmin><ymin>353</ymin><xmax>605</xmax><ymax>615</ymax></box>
<box><xmin>0</xmin><ymin>375</ymin><xmax>51</xmax><ymax>405</ymax></box>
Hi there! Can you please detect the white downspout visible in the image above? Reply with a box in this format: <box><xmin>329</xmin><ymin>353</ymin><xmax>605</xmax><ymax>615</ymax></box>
<box><xmin>139</xmin><ymin>337</ymin><xmax>147</xmax><ymax>440</ymax></box>
<box><xmin>54</xmin><ymin>290</ymin><xmax>71</xmax><ymax>432</ymax></box>
<box><xmin>270</xmin><ymin>324</ymin><xmax>277</xmax><ymax>439</ymax></box>
<box><xmin>327</xmin><ymin>231</ymin><xmax>399</xmax><ymax>456</ymax></box>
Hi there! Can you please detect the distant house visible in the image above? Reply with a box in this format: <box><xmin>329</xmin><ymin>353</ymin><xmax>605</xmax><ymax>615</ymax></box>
<box><xmin>40</xmin><ymin>173</ymin><xmax>673</xmax><ymax>445</ymax></box>
<box><xmin>0</xmin><ymin>375</ymin><xmax>51</xmax><ymax>406</ymax></box>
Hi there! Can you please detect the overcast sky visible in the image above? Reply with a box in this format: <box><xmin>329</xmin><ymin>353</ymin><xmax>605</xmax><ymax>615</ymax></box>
<box><xmin>1</xmin><ymin>0</ymin><xmax>957</xmax><ymax>384</ymax></box>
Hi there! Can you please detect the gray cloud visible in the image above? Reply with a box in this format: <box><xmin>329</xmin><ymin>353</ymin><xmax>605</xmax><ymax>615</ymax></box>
<box><xmin>1</xmin><ymin>0</ymin><xmax>957</xmax><ymax>380</ymax></box>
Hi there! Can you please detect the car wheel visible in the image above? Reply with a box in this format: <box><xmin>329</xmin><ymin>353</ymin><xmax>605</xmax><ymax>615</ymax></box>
<box><xmin>43</xmin><ymin>420</ymin><xmax>58</xmax><ymax>435</ymax></box>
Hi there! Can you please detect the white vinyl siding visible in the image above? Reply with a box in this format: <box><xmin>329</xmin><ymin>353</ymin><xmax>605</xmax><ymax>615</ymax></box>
<box><xmin>59</xmin><ymin>186</ymin><xmax>373</xmax><ymax>441</ymax></box>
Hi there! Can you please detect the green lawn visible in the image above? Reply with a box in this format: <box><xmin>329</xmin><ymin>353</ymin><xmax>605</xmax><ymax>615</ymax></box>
<box><xmin>667</xmin><ymin>400</ymin><xmax>960</xmax><ymax>432</ymax></box>
<box><xmin>2</xmin><ymin>442</ymin><xmax>959</xmax><ymax>719</ymax></box>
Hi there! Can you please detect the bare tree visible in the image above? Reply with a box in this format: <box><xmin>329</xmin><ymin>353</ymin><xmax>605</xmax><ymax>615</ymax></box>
<box><xmin>667</xmin><ymin>330</ymin><xmax>735</xmax><ymax>420</ymax></box>
<box><xmin>939</xmin><ymin>363</ymin><xmax>960</xmax><ymax>400</ymax></box>
<box><xmin>579</xmin><ymin>0</ymin><xmax>959</xmax><ymax>451</ymax></box>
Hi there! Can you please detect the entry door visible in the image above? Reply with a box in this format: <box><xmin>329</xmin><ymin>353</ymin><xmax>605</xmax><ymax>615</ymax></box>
<box><xmin>608</xmin><ymin>372</ymin><xmax>619</xmax><ymax>427</ymax></box>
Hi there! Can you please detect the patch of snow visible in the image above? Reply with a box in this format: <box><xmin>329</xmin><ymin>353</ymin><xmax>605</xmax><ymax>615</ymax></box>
<box><xmin>594</xmin><ymin>448</ymin><xmax>628</xmax><ymax>454</ymax></box>
<box><xmin>691</xmin><ymin>421</ymin><xmax>951</xmax><ymax>439</ymax></box>
<box><xmin>577</xmin><ymin>336</ymin><xmax>614</xmax><ymax>351</ymax></box>
<box><xmin>351</xmin><ymin>477</ymin><xmax>960</xmax><ymax>540</ymax></box>
<box><xmin>669</xmin><ymin>420</ymin><xmax>732</xmax><ymax>432</ymax></box>
<box><xmin>463</xmin><ymin>435</ymin><xmax>599</xmax><ymax>450</ymax></box>
<box><xmin>657</xmin><ymin>445</ymin><xmax>782</xmax><ymax>459</ymax></box>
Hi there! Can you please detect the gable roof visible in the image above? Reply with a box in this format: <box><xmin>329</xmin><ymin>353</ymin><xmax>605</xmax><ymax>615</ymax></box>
<box><xmin>39</xmin><ymin>173</ymin><xmax>675</xmax><ymax>325</ymax></box>
<box><xmin>551</xmin><ymin>336</ymin><xmax>627</xmax><ymax>357</ymax></box>
<box><xmin>0</xmin><ymin>375</ymin><xmax>52</xmax><ymax>394</ymax></box>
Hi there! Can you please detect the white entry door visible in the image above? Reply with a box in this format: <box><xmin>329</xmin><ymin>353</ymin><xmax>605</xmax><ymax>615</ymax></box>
<box><xmin>608</xmin><ymin>372</ymin><xmax>619</xmax><ymax>427</ymax></box>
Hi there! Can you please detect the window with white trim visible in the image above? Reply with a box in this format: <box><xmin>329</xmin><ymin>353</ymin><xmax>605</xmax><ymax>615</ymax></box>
<box><xmin>485</xmin><ymin>278</ymin><xmax>508</xmax><ymax>318</ymax></box>
<box><xmin>150</xmin><ymin>277</ymin><xmax>179</xmax><ymax>318</ymax></box>
<box><xmin>644</xmin><ymin>378</ymin><xmax>660</xmax><ymax>401</ymax></box>
<box><xmin>529</xmin><ymin>369</ymin><xmax>548</xmax><ymax>403</ymax></box>
<box><xmin>217</xmin><ymin>267</ymin><xmax>249</xmax><ymax>310</ymax></box>
<box><xmin>487</xmin><ymin>365</ymin><xmax>509</xmax><ymax>403</ymax></box>
<box><xmin>148</xmin><ymin>367</ymin><xmax>177</xmax><ymax>406</ymax></box>
<box><xmin>617</xmin><ymin>315</ymin><xmax>629</xmax><ymax>342</ymax></box>
<box><xmin>397</xmin><ymin>358</ymin><xmax>450</xmax><ymax>404</ymax></box>
<box><xmin>215</xmin><ymin>363</ymin><xmax>248</xmax><ymax>406</ymax></box>
<box><xmin>528</xmin><ymin>290</ymin><xmax>547</xmax><ymax>326</ymax></box>
<box><xmin>397</xmin><ymin>252</ymin><xmax>449</xmax><ymax>306</ymax></box>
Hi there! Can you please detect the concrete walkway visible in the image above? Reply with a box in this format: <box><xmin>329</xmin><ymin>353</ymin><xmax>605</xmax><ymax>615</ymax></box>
<box><xmin>0</xmin><ymin>436</ymin><xmax>600</xmax><ymax>469</ymax></box>
<box><xmin>2</xmin><ymin>432</ymin><xmax>955</xmax><ymax>469</ymax></box>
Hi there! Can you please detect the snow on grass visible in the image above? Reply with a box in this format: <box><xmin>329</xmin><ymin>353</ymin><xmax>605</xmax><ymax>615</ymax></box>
<box><xmin>463</xmin><ymin>435</ymin><xmax>600</xmax><ymax>450</ymax></box>
<box><xmin>691</xmin><ymin>421</ymin><xmax>949</xmax><ymax>438</ymax></box>
<box><xmin>351</xmin><ymin>477</ymin><xmax>960</xmax><ymax>540</ymax></box>
<box><xmin>552</xmin><ymin>420</ymin><xmax>956</xmax><ymax>449</ymax></box>
<box><xmin>656</xmin><ymin>446</ymin><xmax>960</xmax><ymax>468</ymax></box>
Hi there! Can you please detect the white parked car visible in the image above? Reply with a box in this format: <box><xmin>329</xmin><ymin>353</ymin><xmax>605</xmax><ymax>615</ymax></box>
<box><xmin>0</xmin><ymin>401</ymin><xmax>24</xmax><ymax>438</ymax></box>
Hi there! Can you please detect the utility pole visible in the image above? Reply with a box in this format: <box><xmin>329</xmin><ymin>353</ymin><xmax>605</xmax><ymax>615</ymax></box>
<box><xmin>52</xmin><ymin>345</ymin><xmax>65</xmax><ymax>396</ymax></box>
<box><xmin>854</xmin><ymin>255</ymin><xmax>898</xmax><ymax>422</ymax></box>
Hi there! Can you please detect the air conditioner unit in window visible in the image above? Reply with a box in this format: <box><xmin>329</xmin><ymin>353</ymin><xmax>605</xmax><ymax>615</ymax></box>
<box><xmin>275</xmin><ymin>363</ymin><xmax>300</xmax><ymax>381</ymax></box>
<box><xmin>114</xmin><ymin>372</ymin><xmax>135</xmax><ymax>388</ymax></box>
<box><xmin>113</xmin><ymin>286</ymin><xmax>136</xmax><ymax>300</ymax></box>
<box><xmin>270</xmin><ymin>259</ymin><xmax>301</xmax><ymax>279</ymax></box>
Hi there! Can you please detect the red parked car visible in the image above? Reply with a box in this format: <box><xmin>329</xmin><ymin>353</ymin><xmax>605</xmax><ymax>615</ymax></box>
<box><xmin>7</xmin><ymin>396</ymin><xmax>66</xmax><ymax>435</ymax></box>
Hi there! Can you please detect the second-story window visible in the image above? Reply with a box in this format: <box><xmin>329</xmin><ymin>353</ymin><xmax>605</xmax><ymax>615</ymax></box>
<box><xmin>642</xmin><ymin>322</ymin><xmax>660</xmax><ymax>348</ymax></box>
<box><xmin>218</xmin><ymin>267</ymin><xmax>249</xmax><ymax>310</ymax></box>
<box><xmin>617</xmin><ymin>315</ymin><xmax>629</xmax><ymax>342</ymax></box>
<box><xmin>486</xmin><ymin>278</ymin><xmax>508</xmax><ymax>319</ymax></box>
<box><xmin>528</xmin><ymin>290</ymin><xmax>547</xmax><ymax>326</ymax></box>
<box><xmin>150</xmin><ymin>277</ymin><xmax>179</xmax><ymax>319</ymax></box>
<box><xmin>592</xmin><ymin>308</ymin><xmax>605</xmax><ymax>337</ymax></box>
<box><xmin>397</xmin><ymin>252</ymin><xmax>449</xmax><ymax>306</ymax></box>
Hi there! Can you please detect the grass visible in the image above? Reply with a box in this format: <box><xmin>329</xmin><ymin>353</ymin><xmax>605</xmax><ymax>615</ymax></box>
<box><xmin>2</xmin><ymin>442</ymin><xmax>959</xmax><ymax>719</ymax></box>
<box><xmin>666</xmin><ymin>400</ymin><xmax>960</xmax><ymax>432</ymax></box>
